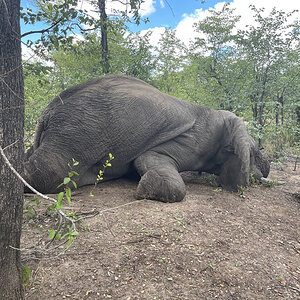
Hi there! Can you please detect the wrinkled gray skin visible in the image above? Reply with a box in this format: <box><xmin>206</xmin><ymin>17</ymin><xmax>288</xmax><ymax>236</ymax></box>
<box><xmin>25</xmin><ymin>75</ymin><xmax>270</xmax><ymax>202</ymax></box>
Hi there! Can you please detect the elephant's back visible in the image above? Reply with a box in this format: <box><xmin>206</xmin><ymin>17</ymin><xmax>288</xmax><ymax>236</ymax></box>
<box><xmin>34</xmin><ymin>75</ymin><xmax>197</xmax><ymax>166</ymax></box>
<box><xmin>41</xmin><ymin>75</ymin><xmax>193</xmax><ymax>119</ymax></box>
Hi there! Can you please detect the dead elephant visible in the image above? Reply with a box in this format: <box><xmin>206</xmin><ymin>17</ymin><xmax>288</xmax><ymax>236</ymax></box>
<box><xmin>24</xmin><ymin>75</ymin><xmax>270</xmax><ymax>202</ymax></box>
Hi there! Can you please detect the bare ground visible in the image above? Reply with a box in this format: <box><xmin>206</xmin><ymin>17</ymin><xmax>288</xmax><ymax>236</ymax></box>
<box><xmin>22</xmin><ymin>160</ymin><xmax>300</xmax><ymax>300</ymax></box>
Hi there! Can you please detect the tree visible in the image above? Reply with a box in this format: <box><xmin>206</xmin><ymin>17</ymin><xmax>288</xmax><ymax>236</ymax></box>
<box><xmin>98</xmin><ymin>0</ymin><xmax>109</xmax><ymax>73</ymax></box>
<box><xmin>124</xmin><ymin>31</ymin><xmax>156</xmax><ymax>81</ymax></box>
<box><xmin>155</xmin><ymin>28</ymin><xmax>186</xmax><ymax>94</ymax></box>
<box><xmin>186</xmin><ymin>3</ymin><xmax>300</xmax><ymax>151</ymax></box>
<box><xmin>0</xmin><ymin>0</ymin><xmax>25</xmax><ymax>298</ymax></box>
<box><xmin>191</xmin><ymin>3</ymin><xmax>243</xmax><ymax>111</ymax></box>
<box><xmin>238</xmin><ymin>6</ymin><xmax>300</xmax><ymax>147</ymax></box>
<box><xmin>21</xmin><ymin>0</ymin><xmax>147</xmax><ymax>74</ymax></box>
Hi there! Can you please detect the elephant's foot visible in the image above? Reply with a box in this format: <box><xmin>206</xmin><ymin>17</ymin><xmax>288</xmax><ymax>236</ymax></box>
<box><xmin>136</xmin><ymin>169</ymin><xmax>186</xmax><ymax>202</ymax></box>
<box><xmin>134</xmin><ymin>151</ymin><xmax>186</xmax><ymax>202</ymax></box>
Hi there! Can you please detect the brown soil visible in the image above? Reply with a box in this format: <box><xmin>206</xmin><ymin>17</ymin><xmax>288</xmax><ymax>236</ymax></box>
<box><xmin>22</xmin><ymin>160</ymin><xmax>300</xmax><ymax>300</ymax></box>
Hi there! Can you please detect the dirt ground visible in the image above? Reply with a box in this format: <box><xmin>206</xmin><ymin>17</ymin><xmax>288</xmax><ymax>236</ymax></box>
<box><xmin>22</xmin><ymin>160</ymin><xmax>300</xmax><ymax>300</ymax></box>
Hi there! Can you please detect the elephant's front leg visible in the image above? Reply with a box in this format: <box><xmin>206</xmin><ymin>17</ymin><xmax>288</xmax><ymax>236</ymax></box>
<box><xmin>134</xmin><ymin>152</ymin><xmax>186</xmax><ymax>203</ymax></box>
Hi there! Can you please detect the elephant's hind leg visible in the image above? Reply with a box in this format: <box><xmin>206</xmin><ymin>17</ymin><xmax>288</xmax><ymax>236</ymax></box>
<box><xmin>134</xmin><ymin>152</ymin><xmax>186</xmax><ymax>202</ymax></box>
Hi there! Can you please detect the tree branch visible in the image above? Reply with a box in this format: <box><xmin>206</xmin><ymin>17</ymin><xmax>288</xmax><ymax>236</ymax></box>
<box><xmin>21</xmin><ymin>18</ymin><xmax>63</xmax><ymax>38</ymax></box>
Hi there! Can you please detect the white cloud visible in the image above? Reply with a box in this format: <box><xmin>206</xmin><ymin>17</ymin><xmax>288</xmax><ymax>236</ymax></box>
<box><xmin>174</xmin><ymin>0</ymin><xmax>300</xmax><ymax>46</ymax></box>
<box><xmin>231</xmin><ymin>0</ymin><xmax>300</xmax><ymax>30</ymax></box>
<box><xmin>175</xmin><ymin>9</ymin><xmax>207</xmax><ymax>47</ymax></box>
<box><xmin>22</xmin><ymin>43</ymin><xmax>35</xmax><ymax>62</ymax></box>
<box><xmin>139</xmin><ymin>0</ymin><xmax>156</xmax><ymax>17</ymax></box>
<box><xmin>140</xmin><ymin>26</ymin><xmax>167</xmax><ymax>46</ymax></box>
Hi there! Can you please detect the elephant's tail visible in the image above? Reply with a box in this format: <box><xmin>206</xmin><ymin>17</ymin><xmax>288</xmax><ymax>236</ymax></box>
<box><xmin>33</xmin><ymin>112</ymin><xmax>51</xmax><ymax>150</ymax></box>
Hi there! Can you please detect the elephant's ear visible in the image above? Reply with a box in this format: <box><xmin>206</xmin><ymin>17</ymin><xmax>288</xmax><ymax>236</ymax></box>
<box><xmin>219</xmin><ymin>153</ymin><xmax>249</xmax><ymax>191</ymax></box>
<box><xmin>219</xmin><ymin>116</ymin><xmax>251</xmax><ymax>191</ymax></box>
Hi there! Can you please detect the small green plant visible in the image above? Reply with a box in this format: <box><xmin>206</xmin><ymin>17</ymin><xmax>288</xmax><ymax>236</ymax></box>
<box><xmin>201</xmin><ymin>174</ymin><xmax>218</xmax><ymax>186</ymax></box>
<box><xmin>44</xmin><ymin>158</ymin><xmax>80</xmax><ymax>249</ymax></box>
<box><xmin>238</xmin><ymin>186</ymin><xmax>247</xmax><ymax>198</ymax></box>
<box><xmin>249</xmin><ymin>173</ymin><xmax>259</xmax><ymax>186</ymax></box>
<box><xmin>23</xmin><ymin>196</ymin><xmax>41</xmax><ymax>220</ymax></box>
<box><xmin>48</xmin><ymin>228</ymin><xmax>79</xmax><ymax>248</ymax></box>
<box><xmin>89</xmin><ymin>153</ymin><xmax>114</xmax><ymax>197</ymax></box>
<box><xmin>56</xmin><ymin>158</ymin><xmax>79</xmax><ymax>209</ymax></box>
<box><xmin>22</xmin><ymin>264</ymin><xmax>31</xmax><ymax>286</ymax></box>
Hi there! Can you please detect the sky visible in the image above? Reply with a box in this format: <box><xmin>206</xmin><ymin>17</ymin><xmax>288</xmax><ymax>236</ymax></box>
<box><xmin>21</xmin><ymin>0</ymin><xmax>300</xmax><ymax>58</ymax></box>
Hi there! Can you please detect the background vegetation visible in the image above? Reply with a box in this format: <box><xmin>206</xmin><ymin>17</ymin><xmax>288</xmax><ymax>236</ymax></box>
<box><xmin>23</xmin><ymin>2</ymin><xmax>300</xmax><ymax>159</ymax></box>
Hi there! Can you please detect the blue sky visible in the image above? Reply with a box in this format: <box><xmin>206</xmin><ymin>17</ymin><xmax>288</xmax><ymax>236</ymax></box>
<box><xmin>130</xmin><ymin>0</ymin><xmax>233</xmax><ymax>31</ymax></box>
<box><xmin>21</xmin><ymin>0</ymin><xmax>230</xmax><ymax>35</ymax></box>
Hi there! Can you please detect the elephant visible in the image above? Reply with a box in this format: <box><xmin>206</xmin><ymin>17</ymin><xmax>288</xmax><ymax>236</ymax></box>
<box><xmin>24</xmin><ymin>75</ymin><xmax>270</xmax><ymax>202</ymax></box>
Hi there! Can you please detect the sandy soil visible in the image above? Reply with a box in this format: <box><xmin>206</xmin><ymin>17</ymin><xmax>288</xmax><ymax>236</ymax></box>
<box><xmin>22</xmin><ymin>160</ymin><xmax>300</xmax><ymax>299</ymax></box>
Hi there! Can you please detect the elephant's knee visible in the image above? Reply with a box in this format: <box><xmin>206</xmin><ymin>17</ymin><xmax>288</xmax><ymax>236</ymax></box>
<box><xmin>136</xmin><ymin>169</ymin><xmax>186</xmax><ymax>203</ymax></box>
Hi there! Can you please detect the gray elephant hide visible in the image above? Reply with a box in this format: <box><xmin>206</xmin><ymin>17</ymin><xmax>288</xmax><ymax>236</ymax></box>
<box><xmin>24</xmin><ymin>75</ymin><xmax>270</xmax><ymax>202</ymax></box>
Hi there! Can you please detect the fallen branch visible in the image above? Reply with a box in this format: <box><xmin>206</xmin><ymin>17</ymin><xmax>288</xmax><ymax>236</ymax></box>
<box><xmin>0</xmin><ymin>144</ymin><xmax>76</xmax><ymax>231</ymax></box>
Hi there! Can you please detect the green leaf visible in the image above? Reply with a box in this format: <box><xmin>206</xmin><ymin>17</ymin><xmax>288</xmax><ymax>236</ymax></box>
<box><xmin>22</xmin><ymin>264</ymin><xmax>32</xmax><ymax>286</ymax></box>
<box><xmin>57</xmin><ymin>182</ymin><xmax>64</xmax><ymax>188</ymax></box>
<box><xmin>71</xmin><ymin>180</ymin><xmax>77</xmax><ymax>189</ymax></box>
<box><xmin>61</xmin><ymin>232</ymin><xmax>70</xmax><ymax>240</ymax></box>
<box><xmin>66</xmin><ymin>236</ymin><xmax>74</xmax><ymax>248</ymax></box>
<box><xmin>56</xmin><ymin>192</ymin><xmax>64</xmax><ymax>210</ymax></box>
<box><xmin>55</xmin><ymin>233</ymin><xmax>62</xmax><ymax>239</ymax></box>
<box><xmin>64</xmin><ymin>177</ymin><xmax>71</xmax><ymax>185</ymax></box>
<box><xmin>57</xmin><ymin>191</ymin><xmax>64</xmax><ymax>202</ymax></box>
<box><xmin>66</xmin><ymin>188</ymin><xmax>71</xmax><ymax>205</ymax></box>
<box><xmin>71</xmin><ymin>231</ymin><xmax>79</xmax><ymax>236</ymax></box>
<box><xmin>48</xmin><ymin>229</ymin><xmax>56</xmax><ymax>240</ymax></box>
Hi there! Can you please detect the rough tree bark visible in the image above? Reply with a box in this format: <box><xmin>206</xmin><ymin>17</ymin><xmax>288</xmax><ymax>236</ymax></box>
<box><xmin>0</xmin><ymin>0</ymin><xmax>25</xmax><ymax>298</ymax></box>
<box><xmin>98</xmin><ymin>0</ymin><xmax>109</xmax><ymax>74</ymax></box>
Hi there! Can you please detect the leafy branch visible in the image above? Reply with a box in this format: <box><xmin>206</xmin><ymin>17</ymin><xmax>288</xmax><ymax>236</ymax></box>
<box><xmin>89</xmin><ymin>153</ymin><xmax>114</xmax><ymax>197</ymax></box>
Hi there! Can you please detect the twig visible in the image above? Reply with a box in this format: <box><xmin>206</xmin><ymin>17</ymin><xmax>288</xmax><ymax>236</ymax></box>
<box><xmin>21</xmin><ymin>18</ymin><xmax>64</xmax><ymax>38</ymax></box>
<box><xmin>98</xmin><ymin>199</ymin><xmax>148</xmax><ymax>214</ymax></box>
<box><xmin>2</xmin><ymin>140</ymin><xmax>20</xmax><ymax>151</ymax></box>
<box><xmin>73</xmin><ymin>199</ymin><xmax>148</xmax><ymax>223</ymax></box>
<box><xmin>288</xmin><ymin>285</ymin><xmax>300</xmax><ymax>294</ymax></box>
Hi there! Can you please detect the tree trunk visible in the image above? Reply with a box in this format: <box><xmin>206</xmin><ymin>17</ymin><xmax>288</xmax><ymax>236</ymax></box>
<box><xmin>296</xmin><ymin>106</ymin><xmax>300</xmax><ymax>124</ymax></box>
<box><xmin>252</xmin><ymin>102</ymin><xmax>258</xmax><ymax>121</ymax></box>
<box><xmin>277</xmin><ymin>95</ymin><xmax>284</xmax><ymax>125</ymax></box>
<box><xmin>98</xmin><ymin>0</ymin><xmax>109</xmax><ymax>74</ymax></box>
<box><xmin>0</xmin><ymin>0</ymin><xmax>25</xmax><ymax>299</ymax></box>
